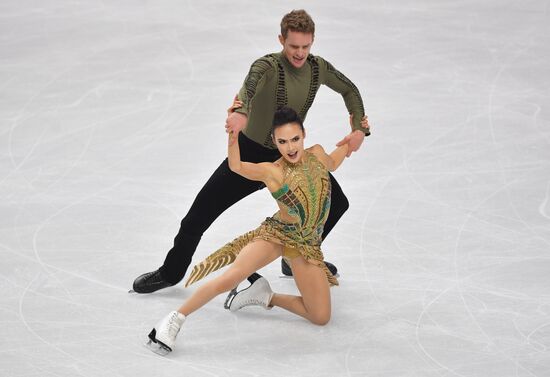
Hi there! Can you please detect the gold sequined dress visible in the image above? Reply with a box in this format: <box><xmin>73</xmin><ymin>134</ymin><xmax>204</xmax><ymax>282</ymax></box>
<box><xmin>185</xmin><ymin>150</ymin><xmax>338</xmax><ymax>287</ymax></box>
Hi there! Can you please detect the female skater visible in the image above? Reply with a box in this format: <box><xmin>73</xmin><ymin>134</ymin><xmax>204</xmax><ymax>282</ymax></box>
<box><xmin>146</xmin><ymin>104</ymin><xmax>350</xmax><ymax>355</ymax></box>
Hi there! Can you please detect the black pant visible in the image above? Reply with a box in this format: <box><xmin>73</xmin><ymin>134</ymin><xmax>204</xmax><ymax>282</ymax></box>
<box><xmin>159</xmin><ymin>133</ymin><xmax>349</xmax><ymax>284</ymax></box>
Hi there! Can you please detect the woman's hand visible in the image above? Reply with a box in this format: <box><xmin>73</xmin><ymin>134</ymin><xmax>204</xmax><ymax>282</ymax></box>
<box><xmin>335</xmin><ymin>114</ymin><xmax>370</xmax><ymax>157</ymax></box>
<box><xmin>358</xmin><ymin>114</ymin><xmax>370</xmax><ymax>132</ymax></box>
<box><xmin>226</xmin><ymin>95</ymin><xmax>243</xmax><ymax>116</ymax></box>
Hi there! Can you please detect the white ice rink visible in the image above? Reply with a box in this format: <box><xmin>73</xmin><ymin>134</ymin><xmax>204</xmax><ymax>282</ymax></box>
<box><xmin>1</xmin><ymin>1</ymin><xmax>550</xmax><ymax>376</ymax></box>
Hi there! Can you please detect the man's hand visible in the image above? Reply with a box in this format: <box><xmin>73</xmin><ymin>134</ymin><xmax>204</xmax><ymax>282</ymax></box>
<box><xmin>336</xmin><ymin>130</ymin><xmax>365</xmax><ymax>157</ymax></box>
<box><xmin>225</xmin><ymin>95</ymin><xmax>248</xmax><ymax>135</ymax></box>
<box><xmin>336</xmin><ymin>114</ymin><xmax>370</xmax><ymax>157</ymax></box>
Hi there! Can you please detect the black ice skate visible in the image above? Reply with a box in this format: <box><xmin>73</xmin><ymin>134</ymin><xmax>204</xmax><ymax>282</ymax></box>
<box><xmin>131</xmin><ymin>268</ymin><xmax>173</xmax><ymax>293</ymax></box>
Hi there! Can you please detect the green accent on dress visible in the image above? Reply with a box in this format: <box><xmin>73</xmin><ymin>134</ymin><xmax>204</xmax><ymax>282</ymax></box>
<box><xmin>185</xmin><ymin>150</ymin><xmax>338</xmax><ymax>287</ymax></box>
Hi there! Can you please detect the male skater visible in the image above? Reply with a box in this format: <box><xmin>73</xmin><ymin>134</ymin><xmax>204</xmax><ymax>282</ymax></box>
<box><xmin>133</xmin><ymin>9</ymin><xmax>370</xmax><ymax>293</ymax></box>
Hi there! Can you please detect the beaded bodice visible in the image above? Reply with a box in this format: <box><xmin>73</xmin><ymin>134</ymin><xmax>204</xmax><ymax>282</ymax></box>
<box><xmin>271</xmin><ymin>150</ymin><xmax>331</xmax><ymax>243</ymax></box>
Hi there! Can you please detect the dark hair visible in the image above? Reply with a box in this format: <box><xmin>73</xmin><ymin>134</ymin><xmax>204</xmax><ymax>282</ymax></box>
<box><xmin>272</xmin><ymin>106</ymin><xmax>305</xmax><ymax>135</ymax></box>
<box><xmin>280</xmin><ymin>9</ymin><xmax>315</xmax><ymax>38</ymax></box>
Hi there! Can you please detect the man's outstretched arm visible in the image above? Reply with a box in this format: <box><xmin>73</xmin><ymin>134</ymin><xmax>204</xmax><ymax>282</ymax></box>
<box><xmin>319</xmin><ymin>57</ymin><xmax>371</xmax><ymax>156</ymax></box>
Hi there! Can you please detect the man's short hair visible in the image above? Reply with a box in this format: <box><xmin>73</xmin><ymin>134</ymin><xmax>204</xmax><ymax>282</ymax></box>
<box><xmin>280</xmin><ymin>9</ymin><xmax>315</xmax><ymax>38</ymax></box>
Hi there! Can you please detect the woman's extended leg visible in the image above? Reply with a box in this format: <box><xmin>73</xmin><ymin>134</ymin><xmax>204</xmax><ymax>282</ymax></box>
<box><xmin>177</xmin><ymin>239</ymin><xmax>282</xmax><ymax>316</ymax></box>
<box><xmin>146</xmin><ymin>240</ymin><xmax>282</xmax><ymax>355</ymax></box>
<box><xmin>270</xmin><ymin>256</ymin><xmax>331</xmax><ymax>325</ymax></box>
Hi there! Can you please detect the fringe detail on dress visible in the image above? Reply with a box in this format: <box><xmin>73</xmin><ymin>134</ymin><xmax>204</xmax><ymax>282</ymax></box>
<box><xmin>185</xmin><ymin>230</ymin><xmax>259</xmax><ymax>287</ymax></box>
<box><xmin>185</xmin><ymin>233</ymin><xmax>339</xmax><ymax>288</ymax></box>
<box><xmin>303</xmin><ymin>253</ymin><xmax>339</xmax><ymax>287</ymax></box>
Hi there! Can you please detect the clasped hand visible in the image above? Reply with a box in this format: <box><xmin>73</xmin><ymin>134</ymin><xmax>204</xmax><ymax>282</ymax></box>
<box><xmin>226</xmin><ymin>96</ymin><xmax>246</xmax><ymax>145</ymax></box>
<box><xmin>336</xmin><ymin>114</ymin><xmax>370</xmax><ymax>157</ymax></box>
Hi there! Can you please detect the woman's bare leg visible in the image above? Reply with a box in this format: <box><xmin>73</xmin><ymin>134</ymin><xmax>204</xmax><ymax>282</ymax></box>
<box><xmin>177</xmin><ymin>240</ymin><xmax>282</xmax><ymax>316</ymax></box>
<box><xmin>270</xmin><ymin>256</ymin><xmax>331</xmax><ymax>325</ymax></box>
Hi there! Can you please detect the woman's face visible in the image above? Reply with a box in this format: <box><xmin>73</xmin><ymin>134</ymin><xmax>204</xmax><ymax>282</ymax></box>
<box><xmin>273</xmin><ymin>122</ymin><xmax>305</xmax><ymax>163</ymax></box>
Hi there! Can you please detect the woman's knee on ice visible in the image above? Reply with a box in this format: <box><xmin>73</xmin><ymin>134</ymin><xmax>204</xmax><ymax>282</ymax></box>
<box><xmin>305</xmin><ymin>301</ymin><xmax>331</xmax><ymax>326</ymax></box>
<box><xmin>308</xmin><ymin>309</ymin><xmax>331</xmax><ymax>326</ymax></box>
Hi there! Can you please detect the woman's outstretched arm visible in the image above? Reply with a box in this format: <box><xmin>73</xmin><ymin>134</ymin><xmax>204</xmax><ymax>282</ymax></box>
<box><xmin>227</xmin><ymin>130</ymin><xmax>274</xmax><ymax>182</ymax></box>
<box><xmin>226</xmin><ymin>97</ymin><xmax>278</xmax><ymax>185</ymax></box>
<box><xmin>309</xmin><ymin>143</ymin><xmax>349</xmax><ymax>172</ymax></box>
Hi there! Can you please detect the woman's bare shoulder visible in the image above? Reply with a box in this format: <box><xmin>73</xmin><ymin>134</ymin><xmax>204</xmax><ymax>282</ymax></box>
<box><xmin>268</xmin><ymin>159</ymin><xmax>285</xmax><ymax>178</ymax></box>
<box><xmin>306</xmin><ymin>144</ymin><xmax>326</xmax><ymax>157</ymax></box>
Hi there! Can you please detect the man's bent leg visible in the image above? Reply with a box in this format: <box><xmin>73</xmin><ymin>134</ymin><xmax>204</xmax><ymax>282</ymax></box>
<box><xmin>133</xmin><ymin>158</ymin><xmax>265</xmax><ymax>293</ymax></box>
<box><xmin>322</xmin><ymin>173</ymin><xmax>350</xmax><ymax>240</ymax></box>
<box><xmin>162</xmin><ymin>158</ymin><xmax>266</xmax><ymax>283</ymax></box>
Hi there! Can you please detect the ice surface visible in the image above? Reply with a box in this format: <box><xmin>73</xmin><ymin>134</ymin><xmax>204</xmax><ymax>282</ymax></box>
<box><xmin>1</xmin><ymin>1</ymin><xmax>549</xmax><ymax>376</ymax></box>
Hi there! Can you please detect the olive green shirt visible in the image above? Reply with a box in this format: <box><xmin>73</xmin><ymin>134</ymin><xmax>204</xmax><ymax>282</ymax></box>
<box><xmin>235</xmin><ymin>52</ymin><xmax>368</xmax><ymax>149</ymax></box>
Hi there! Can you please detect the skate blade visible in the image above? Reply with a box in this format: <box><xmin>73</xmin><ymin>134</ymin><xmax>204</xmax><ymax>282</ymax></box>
<box><xmin>224</xmin><ymin>288</ymin><xmax>237</xmax><ymax>310</ymax></box>
<box><xmin>279</xmin><ymin>273</ymin><xmax>340</xmax><ymax>279</ymax></box>
<box><xmin>145</xmin><ymin>338</ymin><xmax>171</xmax><ymax>356</ymax></box>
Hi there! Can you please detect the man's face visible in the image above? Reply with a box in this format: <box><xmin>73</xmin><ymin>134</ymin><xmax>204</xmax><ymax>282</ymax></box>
<box><xmin>279</xmin><ymin>31</ymin><xmax>314</xmax><ymax>68</ymax></box>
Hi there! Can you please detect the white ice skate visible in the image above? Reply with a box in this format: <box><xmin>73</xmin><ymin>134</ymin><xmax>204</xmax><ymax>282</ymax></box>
<box><xmin>145</xmin><ymin>311</ymin><xmax>185</xmax><ymax>356</ymax></box>
<box><xmin>224</xmin><ymin>273</ymin><xmax>274</xmax><ymax>312</ymax></box>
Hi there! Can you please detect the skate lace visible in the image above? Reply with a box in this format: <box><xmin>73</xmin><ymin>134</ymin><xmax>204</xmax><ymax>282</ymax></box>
<box><xmin>167</xmin><ymin>312</ymin><xmax>181</xmax><ymax>337</ymax></box>
<box><xmin>144</xmin><ymin>270</ymin><xmax>161</xmax><ymax>284</ymax></box>
<box><xmin>240</xmin><ymin>298</ymin><xmax>264</xmax><ymax>307</ymax></box>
